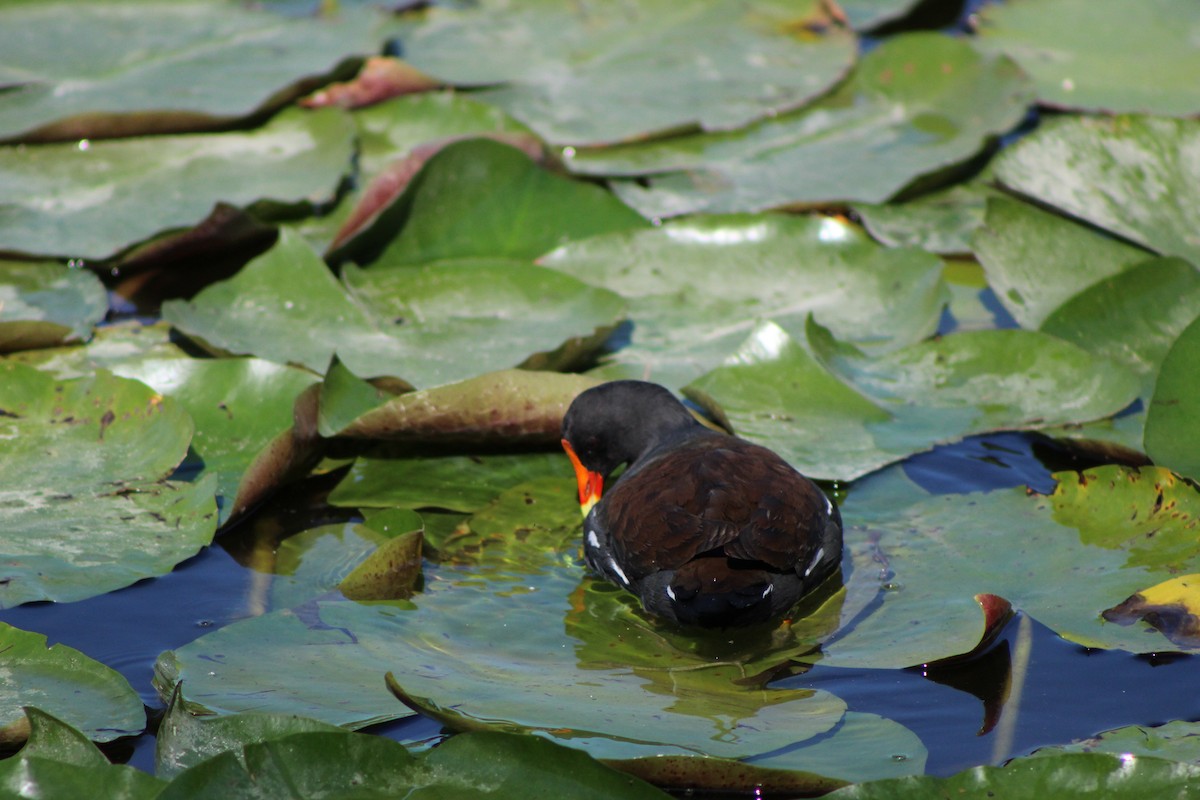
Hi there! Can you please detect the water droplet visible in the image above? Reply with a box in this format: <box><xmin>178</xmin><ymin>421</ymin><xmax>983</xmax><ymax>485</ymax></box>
<box><xmin>562</xmin><ymin>146</ymin><xmax>576</xmax><ymax>159</ymax></box>
<box><xmin>284</xmin><ymin>301</ymin><xmax>294</xmax><ymax>310</ymax></box>
<box><xmin>77</xmin><ymin>139</ymin><xmax>90</xmax><ymax>152</ymax></box>
<box><xmin>882</xmin><ymin>581</ymin><xmax>904</xmax><ymax>591</ymax></box>
<box><xmin>891</xmin><ymin>754</ymin><xmax>908</xmax><ymax>762</ymax></box>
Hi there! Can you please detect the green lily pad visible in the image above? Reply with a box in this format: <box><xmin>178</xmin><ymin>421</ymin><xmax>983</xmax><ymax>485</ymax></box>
<box><xmin>1145</xmin><ymin>315</ymin><xmax>1200</xmax><ymax>481</ymax></box>
<box><xmin>395</xmin><ymin>0</ymin><xmax>856</xmax><ymax>146</ymax></box>
<box><xmin>1041</xmin><ymin>257</ymin><xmax>1200</xmax><ymax>397</ymax></box>
<box><xmin>540</xmin><ymin>213</ymin><xmax>948</xmax><ymax>388</ymax></box>
<box><xmin>155</xmin><ymin>685</ymin><xmax>343</xmax><ymax>781</ymax></box>
<box><xmin>826</xmin><ymin>464</ymin><xmax>1200</xmax><ymax>667</ymax></box>
<box><xmin>1</xmin><ymin>709</ymin><xmax>164</xmax><ymax>797</ymax></box>
<box><xmin>0</xmin><ymin>106</ymin><xmax>355</xmax><ymax>260</ymax></box>
<box><xmin>1033</xmin><ymin>719</ymin><xmax>1200</xmax><ymax>763</ymax></box>
<box><xmin>330</xmin><ymin>368</ymin><xmax>601</xmax><ymax>445</ymax></box>
<box><xmin>165</xmin><ymin>230</ymin><xmax>625</xmax><ymax>388</ymax></box>
<box><xmin>18</xmin><ymin>707</ymin><xmax>110</xmax><ymax>768</ymax></box>
<box><xmin>0</xmin><ymin>752</ymin><xmax>164</xmax><ymax>799</ymax></box>
<box><xmin>0</xmin><ymin>364</ymin><xmax>218</xmax><ymax>607</ymax></box>
<box><xmin>329</xmin><ymin>452</ymin><xmax>565</xmax><ymax>512</ymax></box>
<box><xmin>974</xmin><ymin>0</ymin><xmax>1200</xmax><ymax>116</ymax></box>
<box><xmin>157</xmin><ymin>477</ymin><xmax>857</xmax><ymax>760</ymax></box>
<box><xmin>295</xmin><ymin>92</ymin><xmax>536</xmax><ymax>252</ymax></box>
<box><xmin>111</xmin><ymin>358</ymin><xmax>320</xmax><ymax>524</ymax></box>
<box><xmin>751</xmin><ymin>712</ymin><xmax>927</xmax><ymax>782</ymax></box>
<box><xmin>830</xmin><ymin>752</ymin><xmax>1200</xmax><ymax>799</ymax></box>
<box><xmin>972</xmin><ymin>196</ymin><xmax>1154</xmax><ymax>330</ymax></box>
<box><xmin>993</xmin><ymin>114</ymin><xmax>1200</xmax><ymax>266</ymax></box>
<box><xmin>160</xmin><ymin>730</ymin><xmax>670</xmax><ymax>800</ymax></box>
<box><xmin>0</xmin><ymin>320</ymin><xmax>186</xmax><ymax>378</ymax></box>
<box><xmin>836</xmin><ymin>0</ymin><xmax>940</xmax><ymax>30</ymax></box>
<box><xmin>0</xmin><ymin>623</ymin><xmax>145</xmax><ymax>745</ymax></box>
<box><xmin>268</xmin><ymin>522</ymin><xmax>406</xmax><ymax>612</ymax></box>
<box><xmin>223</xmin><ymin>383</ymin><xmax>327</xmax><ymax>527</ymax></box>
<box><xmin>607</xmin><ymin>751</ymin><xmax>846</xmax><ymax>796</ymax></box>
<box><xmin>338</xmin><ymin>526</ymin><xmax>423</xmax><ymax>602</ymax></box>
<box><xmin>567</xmin><ymin>33</ymin><xmax>1032</xmax><ymax>217</ymax></box>
<box><xmin>854</xmin><ymin>181</ymin><xmax>1003</xmax><ymax>256</ymax></box>
<box><xmin>339</xmin><ymin>138</ymin><xmax>648</xmax><ymax>268</ymax></box>
<box><xmin>0</xmin><ymin>1</ymin><xmax>387</xmax><ymax>142</ymax></box>
<box><xmin>686</xmin><ymin>320</ymin><xmax>1139</xmax><ymax>481</ymax></box>
<box><xmin>0</xmin><ymin>261</ymin><xmax>107</xmax><ymax>352</ymax></box>
<box><xmin>342</xmin><ymin>259</ymin><xmax>626</xmax><ymax>380</ymax></box>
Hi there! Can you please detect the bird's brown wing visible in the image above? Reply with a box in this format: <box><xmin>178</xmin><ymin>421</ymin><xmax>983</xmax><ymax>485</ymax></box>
<box><xmin>601</xmin><ymin>437</ymin><xmax>826</xmax><ymax>578</ymax></box>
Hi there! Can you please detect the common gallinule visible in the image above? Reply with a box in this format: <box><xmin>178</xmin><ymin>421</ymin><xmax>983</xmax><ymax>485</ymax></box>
<box><xmin>561</xmin><ymin>380</ymin><xmax>842</xmax><ymax>628</ymax></box>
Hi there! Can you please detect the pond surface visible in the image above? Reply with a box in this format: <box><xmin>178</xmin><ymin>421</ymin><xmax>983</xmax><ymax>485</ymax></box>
<box><xmin>4</xmin><ymin>429</ymin><xmax>1198</xmax><ymax>777</ymax></box>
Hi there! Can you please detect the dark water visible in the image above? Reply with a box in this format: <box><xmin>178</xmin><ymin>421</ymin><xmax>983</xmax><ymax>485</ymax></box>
<box><xmin>4</xmin><ymin>430</ymin><xmax>1199</xmax><ymax>777</ymax></box>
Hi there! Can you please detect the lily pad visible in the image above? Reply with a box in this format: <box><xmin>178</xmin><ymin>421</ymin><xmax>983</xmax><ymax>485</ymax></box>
<box><xmin>155</xmin><ymin>685</ymin><xmax>343</xmax><ymax>781</ymax></box>
<box><xmin>338</xmin><ymin>138</ymin><xmax>648</xmax><ymax>268</ymax></box>
<box><xmin>342</xmin><ymin>259</ymin><xmax>626</xmax><ymax>380</ymax></box>
<box><xmin>0</xmin><ymin>623</ymin><xmax>145</xmax><ymax>745</ymax></box>
<box><xmin>836</xmin><ymin>0</ymin><xmax>942</xmax><ymax>30</ymax></box>
<box><xmin>1</xmin><ymin>320</ymin><xmax>186</xmax><ymax>378</ymax></box>
<box><xmin>328</xmin><ymin>452</ymin><xmax>565</xmax><ymax>512</ymax></box>
<box><xmin>159</xmin><ymin>730</ymin><xmax>670</xmax><ymax>800</ymax></box>
<box><xmin>165</xmin><ymin>231</ymin><xmax>625</xmax><ymax>388</ymax></box>
<box><xmin>18</xmin><ymin>707</ymin><xmax>111</xmax><ymax>768</ymax></box>
<box><xmin>567</xmin><ymin>33</ymin><xmax>1032</xmax><ymax>217</ymax></box>
<box><xmin>394</xmin><ymin>0</ymin><xmax>856</xmax><ymax>146</ymax></box>
<box><xmin>112</xmin><ymin>358</ymin><xmax>320</xmax><ymax>523</ymax></box>
<box><xmin>331</xmin><ymin>369</ymin><xmax>602</xmax><ymax>445</ymax></box>
<box><xmin>1034</xmin><ymin>719</ymin><xmax>1200</xmax><ymax>763</ymax></box>
<box><xmin>750</xmin><ymin>712</ymin><xmax>927</xmax><ymax>782</ymax></box>
<box><xmin>1102</xmin><ymin>574</ymin><xmax>1200</xmax><ymax>648</ymax></box>
<box><xmin>540</xmin><ymin>213</ymin><xmax>948</xmax><ymax>388</ymax></box>
<box><xmin>0</xmin><ymin>364</ymin><xmax>218</xmax><ymax>607</ymax></box>
<box><xmin>993</xmin><ymin>114</ymin><xmax>1200</xmax><ymax>266</ymax></box>
<box><xmin>686</xmin><ymin>320</ymin><xmax>1139</xmax><ymax>481</ymax></box>
<box><xmin>825</xmin><ymin>464</ymin><xmax>1200</xmax><ymax>666</ymax></box>
<box><xmin>854</xmin><ymin>181</ymin><xmax>1003</xmax><ymax>256</ymax></box>
<box><xmin>826</xmin><ymin>752</ymin><xmax>1200</xmax><ymax>799</ymax></box>
<box><xmin>0</xmin><ymin>261</ymin><xmax>107</xmax><ymax>352</ymax></box>
<box><xmin>0</xmin><ymin>106</ymin><xmax>356</xmax><ymax>260</ymax></box>
<box><xmin>974</xmin><ymin>0</ymin><xmax>1200</xmax><ymax>116</ymax></box>
<box><xmin>157</xmin><ymin>479</ymin><xmax>857</xmax><ymax>761</ymax></box>
<box><xmin>1145</xmin><ymin>315</ymin><xmax>1200</xmax><ymax>481</ymax></box>
<box><xmin>0</xmin><ymin>1</ymin><xmax>387</xmax><ymax>142</ymax></box>
<box><xmin>297</xmin><ymin>91</ymin><xmax>537</xmax><ymax>252</ymax></box>
<box><xmin>972</xmin><ymin>196</ymin><xmax>1155</xmax><ymax>330</ymax></box>
<box><xmin>1041</xmin><ymin>257</ymin><xmax>1200</xmax><ymax>397</ymax></box>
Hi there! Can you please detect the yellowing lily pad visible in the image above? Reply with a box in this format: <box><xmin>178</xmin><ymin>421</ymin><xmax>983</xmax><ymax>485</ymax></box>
<box><xmin>1103</xmin><ymin>574</ymin><xmax>1200</xmax><ymax>648</ymax></box>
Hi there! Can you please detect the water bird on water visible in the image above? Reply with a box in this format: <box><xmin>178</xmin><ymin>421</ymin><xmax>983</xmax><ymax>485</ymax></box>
<box><xmin>561</xmin><ymin>380</ymin><xmax>842</xmax><ymax>628</ymax></box>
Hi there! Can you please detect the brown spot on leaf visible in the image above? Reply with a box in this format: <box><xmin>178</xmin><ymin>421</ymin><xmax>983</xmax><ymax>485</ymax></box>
<box><xmin>98</xmin><ymin>409</ymin><xmax>116</xmax><ymax>440</ymax></box>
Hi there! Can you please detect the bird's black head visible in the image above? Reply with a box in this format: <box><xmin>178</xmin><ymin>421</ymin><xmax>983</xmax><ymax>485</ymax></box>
<box><xmin>561</xmin><ymin>380</ymin><xmax>700</xmax><ymax>479</ymax></box>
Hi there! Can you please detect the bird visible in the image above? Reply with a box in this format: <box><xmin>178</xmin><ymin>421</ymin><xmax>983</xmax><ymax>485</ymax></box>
<box><xmin>560</xmin><ymin>380</ymin><xmax>842</xmax><ymax>628</ymax></box>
